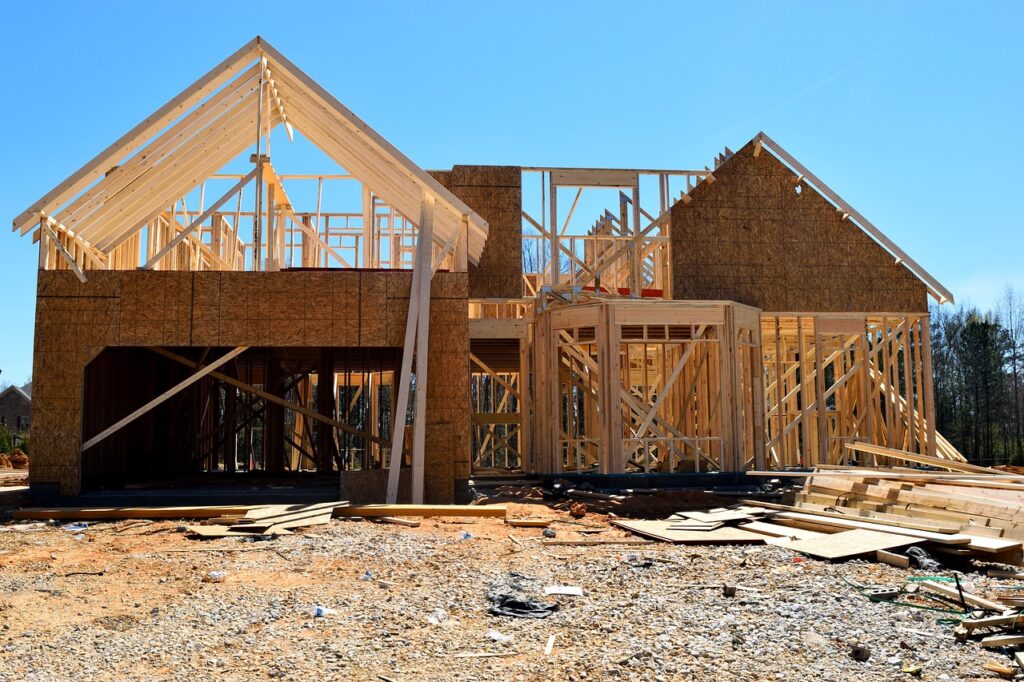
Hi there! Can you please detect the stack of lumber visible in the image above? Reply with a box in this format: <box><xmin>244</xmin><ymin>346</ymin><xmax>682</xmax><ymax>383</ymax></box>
<box><xmin>187</xmin><ymin>501</ymin><xmax>346</xmax><ymax>538</ymax></box>
<box><xmin>741</xmin><ymin>443</ymin><xmax>1024</xmax><ymax>563</ymax></box>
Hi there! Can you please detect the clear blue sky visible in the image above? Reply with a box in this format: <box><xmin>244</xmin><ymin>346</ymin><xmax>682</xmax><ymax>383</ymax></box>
<box><xmin>1</xmin><ymin>1</ymin><xmax>1021</xmax><ymax>384</ymax></box>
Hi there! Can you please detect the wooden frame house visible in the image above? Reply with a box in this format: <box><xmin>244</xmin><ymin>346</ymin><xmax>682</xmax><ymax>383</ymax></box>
<box><xmin>14</xmin><ymin>38</ymin><xmax>961</xmax><ymax>503</ymax></box>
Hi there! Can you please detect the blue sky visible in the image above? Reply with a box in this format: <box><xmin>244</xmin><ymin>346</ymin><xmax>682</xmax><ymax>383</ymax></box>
<box><xmin>1</xmin><ymin>1</ymin><xmax>1021</xmax><ymax>384</ymax></box>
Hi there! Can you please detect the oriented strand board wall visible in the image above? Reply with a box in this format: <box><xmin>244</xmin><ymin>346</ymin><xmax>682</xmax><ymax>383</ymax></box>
<box><xmin>30</xmin><ymin>270</ymin><xmax>469</xmax><ymax>501</ymax></box>
<box><xmin>432</xmin><ymin>166</ymin><xmax>523</xmax><ymax>298</ymax></box>
<box><xmin>670</xmin><ymin>141</ymin><xmax>927</xmax><ymax>312</ymax></box>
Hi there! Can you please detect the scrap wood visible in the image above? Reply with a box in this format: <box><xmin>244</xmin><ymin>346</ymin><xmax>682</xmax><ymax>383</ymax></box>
<box><xmin>982</xmin><ymin>634</ymin><xmax>1024</xmax><ymax>648</ymax></box>
<box><xmin>566</xmin><ymin>489</ymin><xmax>625</xmax><ymax>502</ymax></box>
<box><xmin>961</xmin><ymin>614</ymin><xmax>1024</xmax><ymax>632</ymax></box>
<box><xmin>611</xmin><ymin>519</ymin><xmax>766</xmax><ymax>545</ymax></box>
<box><xmin>541</xmin><ymin>537</ymin><xmax>653</xmax><ymax>547</ymax></box>
<box><xmin>984</xmin><ymin>661</ymin><xmax>1016</xmax><ymax>678</ymax></box>
<box><xmin>237</xmin><ymin>501</ymin><xmax>343</xmax><ymax>532</ymax></box>
<box><xmin>544</xmin><ymin>634</ymin><xmax>556</xmax><ymax>655</ymax></box>
<box><xmin>12</xmin><ymin>505</ymin><xmax>255</xmax><ymax>521</ymax></box>
<box><xmin>186</xmin><ymin>525</ymin><xmax>293</xmax><ymax>538</ymax></box>
<box><xmin>918</xmin><ymin>580</ymin><xmax>1008</xmax><ymax>613</ymax></box>
<box><xmin>876</xmin><ymin>549</ymin><xmax>911</xmax><ymax>568</ymax></box>
<box><xmin>376</xmin><ymin>516</ymin><xmax>421</xmax><ymax>528</ymax></box>
<box><xmin>506</xmin><ymin>518</ymin><xmax>551</xmax><ymax>528</ymax></box>
<box><xmin>333</xmin><ymin>504</ymin><xmax>507</xmax><ymax>518</ymax></box>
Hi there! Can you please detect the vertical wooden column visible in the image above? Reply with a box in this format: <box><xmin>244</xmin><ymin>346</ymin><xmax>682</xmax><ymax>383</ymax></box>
<box><xmin>920</xmin><ymin>314</ymin><xmax>938</xmax><ymax>458</ymax></box>
<box><xmin>264</xmin><ymin>350</ymin><xmax>285</xmax><ymax>472</ymax></box>
<box><xmin>224</xmin><ymin>383</ymin><xmax>237</xmax><ymax>473</ymax></box>
<box><xmin>750</xmin><ymin>324</ymin><xmax>767</xmax><ymax>471</ymax></box>
<box><xmin>317</xmin><ymin>347</ymin><xmax>337</xmax><ymax>473</ymax></box>
<box><xmin>548</xmin><ymin>175</ymin><xmax>558</xmax><ymax>287</ymax></box>
<box><xmin>362</xmin><ymin>186</ymin><xmax>374</xmax><ymax>268</ymax></box>
<box><xmin>718</xmin><ymin>310</ymin><xmax>738</xmax><ymax>471</ymax></box>
<box><xmin>597</xmin><ymin>303</ymin><xmax>624</xmax><ymax>473</ymax></box>
<box><xmin>630</xmin><ymin>184</ymin><xmax>642</xmax><ymax>296</ymax></box>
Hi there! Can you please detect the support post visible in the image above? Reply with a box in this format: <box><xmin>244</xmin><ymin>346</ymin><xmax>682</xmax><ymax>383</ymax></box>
<box><xmin>411</xmin><ymin>195</ymin><xmax>435</xmax><ymax>503</ymax></box>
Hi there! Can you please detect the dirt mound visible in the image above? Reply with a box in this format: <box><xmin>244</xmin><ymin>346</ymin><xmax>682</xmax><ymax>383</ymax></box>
<box><xmin>8</xmin><ymin>449</ymin><xmax>28</xmax><ymax>469</ymax></box>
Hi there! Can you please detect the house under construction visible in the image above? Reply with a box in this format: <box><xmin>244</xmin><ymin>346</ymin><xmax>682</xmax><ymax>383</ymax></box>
<box><xmin>14</xmin><ymin>37</ymin><xmax>964</xmax><ymax>504</ymax></box>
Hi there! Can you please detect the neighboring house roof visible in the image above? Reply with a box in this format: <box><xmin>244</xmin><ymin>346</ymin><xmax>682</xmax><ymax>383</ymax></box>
<box><xmin>11</xmin><ymin>36</ymin><xmax>489</xmax><ymax>264</ymax></box>
<box><xmin>0</xmin><ymin>385</ymin><xmax>31</xmax><ymax>405</ymax></box>
<box><xmin>19</xmin><ymin>382</ymin><xmax>31</xmax><ymax>398</ymax></box>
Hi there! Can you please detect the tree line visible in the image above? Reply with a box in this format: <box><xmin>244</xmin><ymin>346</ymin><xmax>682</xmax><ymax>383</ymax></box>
<box><xmin>930</xmin><ymin>286</ymin><xmax>1023</xmax><ymax>465</ymax></box>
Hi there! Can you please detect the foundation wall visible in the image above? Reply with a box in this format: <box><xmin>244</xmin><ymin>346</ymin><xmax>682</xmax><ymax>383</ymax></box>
<box><xmin>670</xmin><ymin>141</ymin><xmax>928</xmax><ymax>313</ymax></box>
<box><xmin>30</xmin><ymin>269</ymin><xmax>469</xmax><ymax>501</ymax></box>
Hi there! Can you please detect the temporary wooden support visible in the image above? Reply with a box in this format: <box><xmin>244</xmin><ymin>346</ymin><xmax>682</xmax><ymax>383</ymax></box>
<box><xmin>385</xmin><ymin>194</ymin><xmax>436</xmax><ymax>504</ymax></box>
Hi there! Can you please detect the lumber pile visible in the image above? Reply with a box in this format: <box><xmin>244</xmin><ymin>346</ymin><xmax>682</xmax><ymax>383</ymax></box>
<box><xmin>186</xmin><ymin>501</ymin><xmax>346</xmax><ymax>538</ymax></box>
<box><xmin>741</xmin><ymin>443</ymin><xmax>1024</xmax><ymax>564</ymax></box>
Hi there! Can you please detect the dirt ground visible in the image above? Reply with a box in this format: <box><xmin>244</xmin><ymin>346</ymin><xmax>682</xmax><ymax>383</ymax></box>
<box><xmin>0</xmin><ymin>494</ymin><xmax>1011</xmax><ymax>681</ymax></box>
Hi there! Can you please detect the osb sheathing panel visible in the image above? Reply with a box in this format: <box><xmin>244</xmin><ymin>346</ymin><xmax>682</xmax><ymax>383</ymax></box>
<box><xmin>31</xmin><ymin>270</ymin><xmax>470</xmax><ymax>501</ymax></box>
<box><xmin>445</xmin><ymin>165</ymin><xmax>523</xmax><ymax>299</ymax></box>
<box><xmin>670</xmin><ymin>141</ymin><xmax>928</xmax><ymax>313</ymax></box>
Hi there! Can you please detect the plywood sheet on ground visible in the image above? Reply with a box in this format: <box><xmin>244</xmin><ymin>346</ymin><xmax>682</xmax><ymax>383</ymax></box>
<box><xmin>781</xmin><ymin>528</ymin><xmax>919</xmax><ymax>560</ymax></box>
<box><xmin>611</xmin><ymin>520</ymin><xmax>766</xmax><ymax>544</ymax></box>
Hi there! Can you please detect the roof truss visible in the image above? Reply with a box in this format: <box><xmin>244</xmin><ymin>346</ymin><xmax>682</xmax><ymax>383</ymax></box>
<box><xmin>14</xmin><ymin>36</ymin><xmax>489</xmax><ymax>264</ymax></box>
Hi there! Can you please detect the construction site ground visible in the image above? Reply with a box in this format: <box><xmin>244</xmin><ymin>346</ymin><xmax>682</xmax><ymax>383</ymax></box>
<box><xmin>0</xmin><ymin>490</ymin><xmax>1007</xmax><ymax>682</ymax></box>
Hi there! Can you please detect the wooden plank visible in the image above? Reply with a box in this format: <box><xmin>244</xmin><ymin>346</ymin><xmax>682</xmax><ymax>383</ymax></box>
<box><xmin>981</xmin><ymin>634</ymin><xmax>1024</xmax><ymax>648</ymax></box>
<box><xmin>846</xmin><ymin>442</ymin><xmax>1010</xmax><ymax>475</ymax></box>
<box><xmin>540</xmin><ymin>537</ymin><xmax>654</xmax><ymax>547</ymax></box>
<box><xmin>13</xmin><ymin>505</ymin><xmax>255</xmax><ymax>521</ymax></box>
<box><xmin>376</xmin><ymin>516</ymin><xmax>421</xmax><ymax>528</ymax></box>
<box><xmin>876</xmin><ymin>549</ymin><xmax>911</xmax><ymax>568</ymax></box>
<box><xmin>961</xmin><ymin>614</ymin><xmax>1024</xmax><ymax>632</ymax></box>
<box><xmin>506</xmin><ymin>519</ymin><xmax>552</xmax><ymax>528</ymax></box>
<box><xmin>611</xmin><ymin>519</ymin><xmax>767</xmax><ymax>544</ymax></box>
<box><xmin>767</xmin><ymin>510</ymin><xmax>973</xmax><ymax>545</ymax></box>
<box><xmin>187</xmin><ymin>524</ymin><xmax>293</xmax><ymax>538</ymax></box>
<box><xmin>333</xmin><ymin>504</ymin><xmax>507</xmax><ymax>518</ymax></box>
<box><xmin>918</xmin><ymin>580</ymin><xmax>1008</xmax><ymax>613</ymax></box>
<box><xmin>781</xmin><ymin>529</ymin><xmax>918</xmax><ymax>560</ymax></box>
